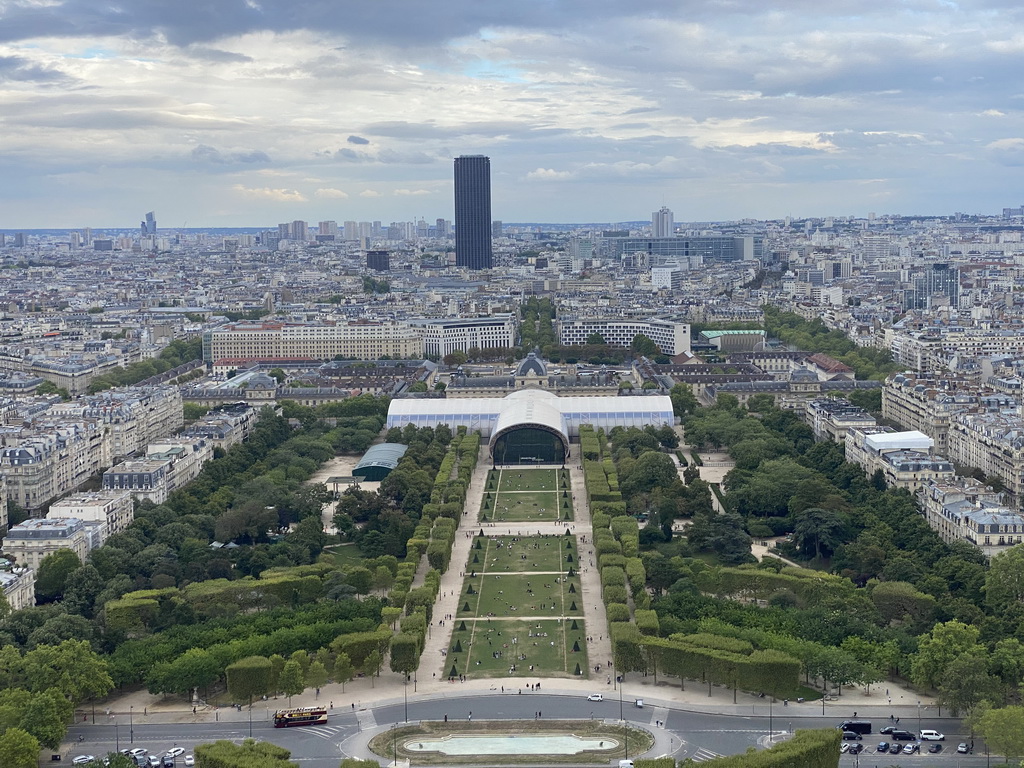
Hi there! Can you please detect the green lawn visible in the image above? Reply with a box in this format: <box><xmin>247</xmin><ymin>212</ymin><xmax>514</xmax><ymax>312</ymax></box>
<box><xmin>486</xmin><ymin>468</ymin><xmax>572</xmax><ymax>494</ymax></box>
<box><xmin>447</xmin><ymin>618</ymin><xmax>590</xmax><ymax>680</ymax></box>
<box><xmin>481</xmin><ymin>468</ymin><xmax>574</xmax><ymax>522</ymax></box>
<box><xmin>467</xmin><ymin>534</ymin><xmax>577</xmax><ymax>574</ymax></box>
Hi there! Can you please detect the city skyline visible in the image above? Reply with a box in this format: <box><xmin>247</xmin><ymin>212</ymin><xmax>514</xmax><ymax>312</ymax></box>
<box><xmin>2</xmin><ymin>1</ymin><xmax>1024</xmax><ymax>227</ymax></box>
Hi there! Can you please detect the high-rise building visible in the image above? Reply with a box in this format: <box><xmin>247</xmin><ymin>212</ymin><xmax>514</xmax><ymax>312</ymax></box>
<box><xmin>492</xmin><ymin>220</ymin><xmax>503</xmax><ymax>237</ymax></box>
<box><xmin>291</xmin><ymin>220</ymin><xmax>308</xmax><ymax>241</ymax></box>
<box><xmin>652</xmin><ymin>206</ymin><xmax>674</xmax><ymax>238</ymax></box>
<box><xmin>318</xmin><ymin>220</ymin><xmax>339</xmax><ymax>236</ymax></box>
<box><xmin>141</xmin><ymin>211</ymin><xmax>156</xmax><ymax>235</ymax></box>
<box><xmin>454</xmin><ymin>155</ymin><xmax>493</xmax><ymax>270</ymax></box>
<box><xmin>13</xmin><ymin>233</ymin><xmax>27</xmax><ymax>247</ymax></box>
<box><xmin>367</xmin><ymin>250</ymin><xmax>390</xmax><ymax>272</ymax></box>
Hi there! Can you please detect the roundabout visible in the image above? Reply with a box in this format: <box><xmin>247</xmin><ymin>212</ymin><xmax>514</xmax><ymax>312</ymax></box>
<box><xmin>366</xmin><ymin>719</ymin><xmax>654</xmax><ymax>765</ymax></box>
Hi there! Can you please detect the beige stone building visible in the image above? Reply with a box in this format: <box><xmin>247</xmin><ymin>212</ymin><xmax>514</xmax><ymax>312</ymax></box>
<box><xmin>47</xmin><ymin>491</ymin><xmax>134</xmax><ymax>536</ymax></box>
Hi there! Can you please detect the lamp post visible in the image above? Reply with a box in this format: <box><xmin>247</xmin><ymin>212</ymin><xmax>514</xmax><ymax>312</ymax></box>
<box><xmin>404</xmin><ymin>675</ymin><xmax>409</xmax><ymax>723</ymax></box>
<box><xmin>129</xmin><ymin>705</ymin><xmax>134</xmax><ymax>744</ymax></box>
<box><xmin>114</xmin><ymin>720</ymin><xmax>119</xmax><ymax>753</ymax></box>
<box><xmin>768</xmin><ymin>696</ymin><xmax>773</xmax><ymax>740</ymax></box>
<box><xmin>248</xmin><ymin>696</ymin><xmax>253</xmax><ymax>738</ymax></box>
<box><xmin>618</xmin><ymin>678</ymin><xmax>623</xmax><ymax>722</ymax></box>
<box><xmin>917</xmin><ymin>700</ymin><xmax>921</xmax><ymax>734</ymax></box>
<box><xmin>392</xmin><ymin>723</ymin><xmax>397</xmax><ymax>767</ymax></box>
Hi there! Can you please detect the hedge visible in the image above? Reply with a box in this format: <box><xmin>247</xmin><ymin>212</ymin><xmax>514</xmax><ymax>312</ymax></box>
<box><xmin>601</xmin><ymin>566</ymin><xmax>627</xmax><ymax>588</ymax></box>
<box><xmin>696</xmin><ymin>565</ymin><xmax>853</xmax><ymax>605</ymax></box>
<box><xmin>634</xmin><ymin>609</ymin><xmax>660</xmax><ymax>636</ymax></box>
<box><xmin>603</xmin><ymin>584</ymin><xmax>629</xmax><ymax>605</ymax></box>
<box><xmin>692</xmin><ymin>728</ymin><xmax>840</xmax><ymax>768</ymax></box>
<box><xmin>606</xmin><ymin>603</ymin><xmax>631</xmax><ymax>622</ymax></box>
<box><xmin>670</xmin><ymin>632</ymin><xmax>753</xmax><ymax>655</ymax></box>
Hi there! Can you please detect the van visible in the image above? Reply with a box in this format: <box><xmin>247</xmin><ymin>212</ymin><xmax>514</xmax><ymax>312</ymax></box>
<box><xmin>619</xmin><ymin>761</ymin><xmax>634</xmax><ymax>768</ymax></box>
<box><xmin>890</xmin><ymin>730</ymin><xmax>916</xmax><ymax>741</ymax></box>
<box><xmin>919</xmin><ymin>730</ymin><xmax>945</xmax><ymax>741</ymax></box>
<box><xmin>837</xmin><ymin>720</ymin><xmax>872</xmax><ymax>734</ymax></box>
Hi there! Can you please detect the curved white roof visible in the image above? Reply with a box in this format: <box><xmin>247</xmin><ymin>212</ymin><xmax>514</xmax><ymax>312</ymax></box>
<box><xmin>489</xmin><ymin>391</ymin><xmax>569</xmax><ymax>458</ymax></box>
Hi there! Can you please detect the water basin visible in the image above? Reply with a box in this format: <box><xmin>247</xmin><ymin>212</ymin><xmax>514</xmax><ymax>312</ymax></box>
<box><xmin>405</xmin><ymin>734</ymin><xmax>619</xmax><ymax>755</ymax></box>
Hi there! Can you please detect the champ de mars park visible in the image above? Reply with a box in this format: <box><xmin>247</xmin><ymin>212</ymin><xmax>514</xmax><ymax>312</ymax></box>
<box><xmin>15</xmin><ymin>377</ymin><xmax>1024</xmax><ymax>768</ymax></box>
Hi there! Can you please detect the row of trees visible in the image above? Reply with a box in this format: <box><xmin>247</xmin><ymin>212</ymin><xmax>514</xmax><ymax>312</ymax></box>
<box><xmin>86</xmin><ymin>337</ymin><xmax>204</xmax><ymax>394</ymax></box>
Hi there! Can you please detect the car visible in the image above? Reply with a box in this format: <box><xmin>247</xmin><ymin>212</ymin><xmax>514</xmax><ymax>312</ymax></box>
<box><xmin>848</xmin><ymin>743</ymin><xmax>864</xmax><ymax>755</ymax></box>
<box><xmin>129</xmin><ymin>749</ymin><xmax>148</xmax><ymax>758</ymax></box>
<box><xmin>184</xmin><ymin>757</ymin><xmax>195</xmax><ymax>767</ymax></box>
<box><xmin>166</xmin><ymin>749</ymin><xmax>185</xmax><ymax>758</ymax></box>
<box><xmin>889</xmin><ymin>742</ymin><xmax>902</xmax><ymax>754</ymax></box>
<box><xmin>587</xmin><ymin>693</ymin><xmax>604</xmax><ymax>701</ymax></box>
<box><xmin>841</xmin><ymin>731</ymin><xmax>862</xmax><ymax>741</ymax></box>
<box><xmin>902</xmin><ymin>742</ymin><xmax>921</xmax><ymax>754</ymax></box>
<box><xmin>957</xmin><ymin>743</ymin><xmax>970</xmax><ymax>753</ymax></box>
<box><xmin>919</xmin><ymin>729</ymin><xmax>945</xmax><ymax>741</ymax></box>
<box><xmin>877</xmin><ymin>741</ymin><xmax>889</xmax><ymax>752</ymax></box>
<box><xmin>928</xmin><ymin>743</ymin><xmax>943</xmax><ymax>753</ymax></box>
<box><xmin>840</xmin><ymin>743</ymin><xmax>849</xmax><ymax>754</ymax></box>
<box><xmin>161</xmin><ymin>756</ymin><xmax>175</xmax><ymax>768</ymax></box>
<box><xmin>72</xmin><ymin>758</ymin><xmax>96</xmax><ymax>766</ymax></box>
<box><xmin>879</xmin><ymin>725</ymin><xmax>896</xmax><ymax>734</ymax></box>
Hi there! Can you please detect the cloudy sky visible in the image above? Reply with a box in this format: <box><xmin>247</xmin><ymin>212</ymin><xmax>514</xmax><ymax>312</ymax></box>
<box><xmin>2</xmin><ymin>0</ymin><xmax>1023</xmax><ymax>227</ymax></box>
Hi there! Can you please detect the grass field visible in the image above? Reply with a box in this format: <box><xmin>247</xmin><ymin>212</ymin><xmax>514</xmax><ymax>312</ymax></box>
<box><xmin>446</xmin><ymin>618</ymin><xmax>589</xmax><ymax>680</ymax></box>
<box><xmin>481</xmin><ymin>468</ymin><xmax>574</xmax><ymax>522</ymax></box>
<box><xmin>467</xmin><ymin>534</ymin><xmax>576</xmax><ymax>574</ymax></box>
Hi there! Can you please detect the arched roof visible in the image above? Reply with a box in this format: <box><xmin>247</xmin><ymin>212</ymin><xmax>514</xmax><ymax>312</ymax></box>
<box><xmin>353</xmin><ymin>442</ymin><xmax>409</xmax><ymax>478</ymax></box>
<box><xmin>488</xmin><ymin>390</ymin><xmax>569</xmax><ymax>459</ymax></box>
<box><xmin>516</xmin><ymin>352</ymin><xmax>547</xmax><ymax>377</ymax></box>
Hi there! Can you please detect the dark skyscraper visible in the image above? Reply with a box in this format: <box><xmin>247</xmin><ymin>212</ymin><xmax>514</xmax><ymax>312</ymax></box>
<box><xmin>454</xmin><ymin>155</ymin><xmax>493</xmax><ymax>269</ymax></box>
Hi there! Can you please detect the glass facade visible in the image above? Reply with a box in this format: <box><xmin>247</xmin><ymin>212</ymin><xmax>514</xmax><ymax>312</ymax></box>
<box><xmin>492</xmin><ymin>427</ymin><xmax>565</xmax><ymax>464</ymax></box>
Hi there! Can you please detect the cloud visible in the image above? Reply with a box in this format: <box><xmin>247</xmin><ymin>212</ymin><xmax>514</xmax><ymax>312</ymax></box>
<box><xmin>233</xmin><ymin>184</ymin><xmax>307</xmax><ymax>202</ymax></box>
<box><xmin>191</xmin><ymin>145</ymin><xmax>271</xmax><ymax>165</ymax></box>
<box><xmin>315</xmin><ymin>187</ymin><xmax>349</xmax><ymax>198</ymax></box>
<box><xmin>393</xmin><ymin>188</ymin><xmax>430</xmax><ymax>196</ymax></box>
<box><xmin>359</xmin><ymin>189</ymin><xmax>382</xmax><ymax>197</ymax></box>
<box><xmin>347</xmin><ymin>135</ymin><xmax>370</xmax><ymax>144</ymax></box>
<box><xmin>526</xmin><ymin>168</ymin><xmax>572</xmax><ymax>180</ymax></box>
<box><xmin>986</xmin><ymin>138</ymin><xmax>1024</xmax><ymax>166</ymax></box>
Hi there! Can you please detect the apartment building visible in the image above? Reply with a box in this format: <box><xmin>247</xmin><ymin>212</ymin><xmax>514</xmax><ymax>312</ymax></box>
<box><xmin>181</xmin><ymin>402</ymin><xmax>257</xmax><ymax>449</ymax></box>
<box><xmin>204</xmin><ymin>320</ymin><xmax>424</xmax><ymax>362</ymax></box>
<box><xmin>0</xmin><ymin>566</ymin><xmax>35</xmax><ymax>611</ymax></box>
<box><xmin>101</xmin><ymin>459</ymin><xmax>170</xmax><ymax>504</ymax></box>
<box><xmin>1</xmin><ymin>517</ymin><xmax>96</xmax><ymax>569</ymax></box>
<box><xmin>917</xmin><ymin>479</ymin><xmax>1024</xmax><ymax>557</ymax></box>
<box><xmin>889</xmin><ymin>328</ymin><xmax>1024</xmax><ymax>372</ymax></box>
<box><xmin>880</xmin><ymin>372</ymin><xmax>1012</xmax><ymax>455</ymax></box>
<box><xmin>845</xmin><ymin>426</ymin><xmax>955</xmax><ymax>492</ymax></box>
<box><xmin>47</xmin><ymin>490</ymin><xmax>134</xmax><ymax>536</ymax></box>
<box><xmin>557</xmin><ymin>317</ymin><xmax>691</xmax><ymax>356</ymax></box>
<box><xmin>947</xmin><ymin>411</ymin><xmax>1024</xmax><ymax>502</ymax></box>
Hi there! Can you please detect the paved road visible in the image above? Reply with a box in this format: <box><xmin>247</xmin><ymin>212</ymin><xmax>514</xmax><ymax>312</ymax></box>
<box><xmin>66</xmin><ymin>693</ymin><xmax>992</xmax><ymax>767</ymax></box>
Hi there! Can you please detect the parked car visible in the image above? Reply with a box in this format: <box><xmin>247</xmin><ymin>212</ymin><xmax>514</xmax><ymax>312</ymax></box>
<box><xmin>957</xmin><ymin>743</ymin><xmax>970</xmax><ymax>753</ymax></box>
<box><xmin>72</xmin><ymin>758</ymin><xmax>96</xmax><ymax>766</ymax></box>
<box><xmin>889</xmin><ymin>743</ymin><xmax>902</xmax><ymax>754</ymax></box>
<box><xmin>928</xmin><ymin>743</ymin><xmax>943</xmax><ymax>753</ymax></box>
<box><xmin>848</xmin><ymin>743</ymin><xmax>864</xmax><ymax>755</ymax></box>
<box><xmin>839</xmin><ymin>743</ymin><xmax>849</xmax><ymax>754</ymax></box>
<box><xmin>879</xmin><ymin>725</ymin><xmax>896</xmax><ymax>734</ymax></box>
<box><xmin>587</xmin><ymin>693</ymin><xmax>604</xmax><ymax>701</ymax></box>
<box><xmin>902</xmin><ymin>742</ymin><xmax>921</xmax><ymax>754</ymax></box>
<box><xmin>166</xmin><ymin>748</ymin><xmax>185</xmax><ymax>758</ymax></box>
<box><xmin>184</xmin><ymin>757</ymin><xmax>195</xmax><ymax>767</ymax></box>
<box><xmin>841</xmin><ymin>731</ymin><xmax>862</xmax><ymax>740</ymax></box>
<box><xmin>877</xmin><ymin>741</ymin><xmax>889</xmax><ymax>752</ymax></box>
<box><xmin>919</xmin><ymin>730</ymin><xmax>945</xmax><ymax>741</ymax></box>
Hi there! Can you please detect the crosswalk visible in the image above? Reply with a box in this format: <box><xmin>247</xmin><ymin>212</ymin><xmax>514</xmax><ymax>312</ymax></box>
<box><xmin>356</xmin><ymin>708</ymin><xmax>377</xmax><ymax>730</ymax></box>
<box><xmin>301</xmin><ymin>724</ymin><xmax>348</xmax><ymax>740</ymax></box>
<box><xmin>690</xmin><ymin>747</ymin><xmax>722</xmax><ymax>761</ymax></box>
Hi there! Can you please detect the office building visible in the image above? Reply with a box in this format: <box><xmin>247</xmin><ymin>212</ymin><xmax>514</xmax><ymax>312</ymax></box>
<box><xmin>408</xmin><ymin>315</ymin><xmax>516</xmax><ymax>357</ymax></box>
<box><xmin>366</xmin><ymin>250</ymin><xmax>390</xmax><ymax>272</ymax></box>
<box><xmin>652</xmin><ymin>206</ymin><xmax>674</xmax><ymax>237</ymax></box>
<box><xmin>557</xmin><ymin>317</ymin><xmax>691</xmax><ymax>356</ymax></box>
<box><xmin>204</xmin><ymin>320</ymin><xmax>424</xmax><ymax>362</ymax></box>
<box><xmin>610</xmin><ymin>236</ymin><xmax>761</xmax><ymax>264</ymax></box>
<box><xmin>454</xmin><ymin>155</ymin><xmax>493</xmax><ymax>269</ymax></box>
<box><xmin>141</xmin><ymin>211</ymin><xmax>156</xmax><ymax>235</ymax></box>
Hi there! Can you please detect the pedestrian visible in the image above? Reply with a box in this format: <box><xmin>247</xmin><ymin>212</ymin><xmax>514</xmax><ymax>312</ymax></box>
<box><xmin>469</xmin><ymin>712</ymin><xmax>472</xmax><ymax>721</ymax></box>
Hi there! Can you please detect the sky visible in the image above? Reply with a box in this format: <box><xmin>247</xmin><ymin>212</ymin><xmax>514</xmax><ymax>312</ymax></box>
<box><xmin>2</xmin><ymin>0</ymin><xmax>1024</xmax><ymax>228</ymax></box>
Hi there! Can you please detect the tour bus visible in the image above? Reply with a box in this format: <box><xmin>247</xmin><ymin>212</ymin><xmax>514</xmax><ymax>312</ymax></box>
<box><xmin>273</xmin><ymin>706</ymin><xmax>329</xmax><ymax>727</ymax></box>
<box><xmin>836</xmin><ymin>720</ymin><xmax>872</xmax><ymax>735</ymax></box>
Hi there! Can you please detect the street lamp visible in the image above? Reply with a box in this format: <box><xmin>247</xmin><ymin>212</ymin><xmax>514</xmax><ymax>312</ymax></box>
<box><xmin>768</xmin><ymin>696</ymin><xmax>773</xmax><ymax>740</ymax></box>
<box><xmin>404</xmin><ymin>675</ymin><xmax>409</xmax><ymax>723</ymax></box>
<box><xmin>129</xmin><ymin>706</ymin><xmax>134</xmax><ymax>744</ymax></box>
<box><xmin>618</xmin><ymin>678</ymin><xmax>623</xmax><ymax>722</ymax></box>
<box><xmin>248</xmin><ymin>695</ymin><xmax>253</xmax><ymax>738</ymax></box>
<box><xmin>114</xmin><ymin>720</ymin><xmax>119</xmax><ymax>753</ymax></box>
<box><xmin>917</xmin><ymin>700</ymin><xmax>921</xmax><ymax>734</ymax></box>
<box><xmin>392</xmin><ymin>723</ymin><xmax>397</xmax><ymax>767</ymax></box>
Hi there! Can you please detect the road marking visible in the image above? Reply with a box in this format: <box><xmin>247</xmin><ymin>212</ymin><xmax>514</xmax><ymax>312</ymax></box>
<box><xmin>302</xmin><ymin>726</ymin><xmax>347</xmax><ymax>740</ymax></box>
<box><xmin>691</xmin><ymin>747</ymin><xmax>721</xmax><ymax>761</ymax></box>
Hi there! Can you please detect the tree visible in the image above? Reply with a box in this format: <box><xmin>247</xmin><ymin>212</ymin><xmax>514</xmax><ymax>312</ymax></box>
<box><xmin>35</xmin><ymin>549</ymin><xmax>82</xmax><ymax>602</ymax></box>
<box><xmin>306</xmin><ymin>660</ymin><xmax>328</xmax><ymax>696</ymax></box>
<box><xmin>670</xmin><ymin>384</ymin><xmax>699</xmax><ymax>417</ymax></box>
<box><xmin>442</xmin><ymin>351</ymin><xmax>467</xmax><ymax>367</ymax></box>
<box><xmin>585</xmin><ymin>332</ymin><xmax>607</xmax><ymax>345</ymax></box>
<box><xmin>279</xmin><ymin>660</ymin><xmax>305</xmax><ymax>705</ymax></box>
<box><xmin>630</xmin><ymin>333</ymin><xmax>659</xmax><ymax>357</ymax></box>
<box><xmin>226</xmin><ymin>656</ymin><xmax>272</xmax><ymax>704</ymax></box>
<box><xmin>268</xmin><ymin>368</ymin><xmax>287</xmax><ymax>384</ymax></box>
<box><xmin>939</xmin><ymin>653</ymin><xmax>997</xmax><ymax>716</ymax></box>
<box><xmin>23</xmin><ymin>639</ymin><xmax>113</xmax><ymax>701</ymax></box>
<box><xmin>990</xmin><ymin>638</ymin><xmax>1024</xmax><ymax>700</ymax></box>
<box><xmin>0</xmin><ymin>727</ymin><xmax>39</xmax><ymax>768</ymax></box>
<box><xmin>791</xmin><ymin>507</ymin><xmax>845</xmax><ymax>560</ymax></box>
<box><xmin>984</xmin><ymin>544</ymin><xmax>1024</xmax><ymax>612</ymax></box>
<box><xmin>912</xmin><ymin>620</ymin><xmax>983</xmax><ymax>690</ymax></box>
<box><xmin>871</xmin><ymin>581</ymin><xmax>936</xmax><ymax>630</ymax></box>
<box><xmin>389</xmin><ymin>634</ymin><xmax>421</xmax><ymax>678</ymax></box>
<box><xmin>977</xmin><ymin>705</ymin><xmax>1024</xmax><ymax>761</ymax></box>
<box><xmin>333</xmin><ymin>652</ymin><xmax>354</xmax><ymax>692</ymax></box>
<box><xmin>620</xmin><ymin>451</ymin><xmax>680</xmax><ymax>499</ymax></box>
<box><xmin>150</xmin><ymin>648</ymin><xmax>220</xmax><ymax>697</ymax></box>
<box><xmin>364</xmin><ymin>649</ymin><xmax>382</xmax><ymax>687</ymax></box>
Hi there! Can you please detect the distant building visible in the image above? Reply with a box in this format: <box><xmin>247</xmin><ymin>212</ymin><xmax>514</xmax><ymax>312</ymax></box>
<box><xmin>652</xmin><ymin>206</ymin><xmax>674</xmax><ymax>238</ymax></box>
<box><xmin>845</xmin><ymin>427</ymin><xmax>955</xmax><ymax>492</ymax></box>
<box><xmin>141</xmin><ymin>211</ymin><xmax>156</xmax><ymax>235</ymax></box>
<box><xmin>366</xmin><ymin>250</ymin><xmax>390</xmax><ymax>272</ymax></box>
<box><xmin>48</xmin><ymin>491</ymin><xmax>134</xmax><ymax>536</ymax></box>
<box><xmin>918</xmin><ymin>478</ymin><xmax>1024</xmax><ymax>558</ymax></box>
<box><xmin>454</xmin><ymin>155</ymin><xmax>493</xmax><ymax>270</ymax></box>
<box><xmin>409</xmin><ymin>315</ymin><xmax>516</xmax><ymax>357</ymax></box>
<box><xmin>557</xmin><ymin>317</ymin><xmax>691</xmax><ymax>356</ymax></box>
<box><xmin>0</xmin><ymin>566</ymin><xmax>35</xmax><ymax>611</ymax></box>
<box><xmin>2</xmin><ymin>517</ymin><xmax>95</xmax><ymax>570</ymax></box>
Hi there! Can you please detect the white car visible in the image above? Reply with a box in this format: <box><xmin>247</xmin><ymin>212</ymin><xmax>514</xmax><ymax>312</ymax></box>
<box><xmin>72</xmin><ymin>757</ymin><xmax>96</xmax><ymax>766</ymax></box>
<box><xmin>919</xmin><ymin>730</ymin><xmax>945</xmax><ymax>741</ymax></box>
<box><xmin>166</xmin><ymin>748</ymin><xmax>185</xmax><ymax>758</ymax></box>
<box><xmin>587</xmin><ymin>693</ymin><xmax>604</xmax><ymax>702</ymax></box>
<box><xmin>184</xmin><ymin>757</ymin><xmax>195</xmax><ymax>767</ymax></box>
<box><xmin>129</xmin><ymin>749</ymin><xmax>148</xmax><ymax>758</ymax></box>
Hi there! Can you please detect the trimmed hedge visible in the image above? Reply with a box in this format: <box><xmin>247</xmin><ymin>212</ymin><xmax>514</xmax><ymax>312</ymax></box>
<box><xmin>634</xmin><ymin>609</ymin><xmax>660</xmax><ymax>636</ymax></box>
<box><xmin>606</xmin><ymin>603</ymin><xmax>631</xmax><ymax>622</ymax></box>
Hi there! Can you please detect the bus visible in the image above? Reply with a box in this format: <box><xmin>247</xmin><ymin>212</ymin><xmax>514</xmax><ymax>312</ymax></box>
<box><xmin>273</xmin><ymin>706</ymin><xmax>328</xmax><ymax>727</ymax></box>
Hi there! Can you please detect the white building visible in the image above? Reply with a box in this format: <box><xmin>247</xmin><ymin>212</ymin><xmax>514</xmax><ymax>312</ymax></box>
<box><xmin>652</xmin><ymin>206</ymin><xmax>674</xmax><ymax>238</ymax></box>
<box><xmin>0</xmin><ymin>566</ymin><xmax>35</xmax><ymax>611</ymax></box>
<box><xmin>1</xmin><ymin>517</ymin><xmax>96</xmax><ymax>569</ymax></box>
<box><xmin>557</xmin><ymin>317</ymin><xmax>691</xmax><ymax>356</ymax></box>
<box><xmin>408</xmin><ymin>315</ymin><xmax>518</xmax><ymax>357</ymax></box>
<box><xmin>48</xmin><ymin>490</ymin><xmax>134</xmax><ymax>536</ymax></box>
<box><xmin>917</xmin><ymin>479</ymin><xmax>1024</xmax><ymax>558</ymax></box>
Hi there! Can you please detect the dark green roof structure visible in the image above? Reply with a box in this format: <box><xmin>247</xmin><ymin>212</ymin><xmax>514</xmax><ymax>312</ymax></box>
<box><xmin>352</xmin><ymin>443</ymin><xmax>408</xmax><ymax>481</ymax></box>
